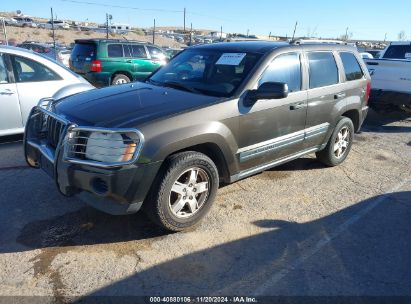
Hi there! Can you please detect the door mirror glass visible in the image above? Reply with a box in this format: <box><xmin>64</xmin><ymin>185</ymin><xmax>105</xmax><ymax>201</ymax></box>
<box><xmin>245</xmin><ymin>82</ymin><xmax>289</xmax><ymax>106</ymax></box>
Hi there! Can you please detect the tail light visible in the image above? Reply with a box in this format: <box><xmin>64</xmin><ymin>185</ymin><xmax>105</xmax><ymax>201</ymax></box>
<box><xmin>365</xmin><ymin>80</ymin><xmax>371</xmax><ymax>105</ymax></box>
<box><xmin>90</xmin><ymin>60</ymin><xmax>102</xmax><ymax>72</ymax></box>
<box><xmin>44</xmin><ymin>48</ymin><xmax>51</xmax><ymax>53</ymax></box>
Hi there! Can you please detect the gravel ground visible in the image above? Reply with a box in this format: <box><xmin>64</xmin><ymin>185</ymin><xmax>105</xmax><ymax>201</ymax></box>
<box><xmin>0</xmin><ymin>109</ymin><xmax>410</xmax><ymax>301</ymax></box>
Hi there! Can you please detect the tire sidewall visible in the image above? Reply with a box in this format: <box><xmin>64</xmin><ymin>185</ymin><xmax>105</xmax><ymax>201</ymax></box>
<box><xmin>112</xmin><ymin>74</ymin><xmax>130</xmax><ymax>85</ymax></box>
<box><xmin>155</xmin><ymin>153</ymin><xmax>219</xmax><ymax>231</ymax></box>
<box><xmin>327</xmin><ymin>117</ymin><xmax>354</xmax><ymax>166</ymax></box>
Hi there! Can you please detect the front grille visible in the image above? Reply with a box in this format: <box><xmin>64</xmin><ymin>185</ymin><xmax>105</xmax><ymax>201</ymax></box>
<box><xmin>46</xmin><ymin>115</ymin><xmax>66</xmax><ymax>148</ymax></box>
<box><xmin>27</xmin><ymin>106</ymin><xmax>69</xmax><ymax>150</ymax></box>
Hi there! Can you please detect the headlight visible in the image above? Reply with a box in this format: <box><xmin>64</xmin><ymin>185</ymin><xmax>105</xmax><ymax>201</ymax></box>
<box><xmin>85</xmin><ymin>132</ymin><xmax>137</xmax><ymax>163</ymax></box>
<box><xmin>64</xmin><ymin>127</ymin><xmax>143</xmax><ymax>167</ymax></box>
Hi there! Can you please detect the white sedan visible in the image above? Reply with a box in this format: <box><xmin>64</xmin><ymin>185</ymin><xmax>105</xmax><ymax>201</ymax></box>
<box><xmin>0</xmin><ymin>46</ymin><xmax>94</xmax><ymax>136</ymax></box>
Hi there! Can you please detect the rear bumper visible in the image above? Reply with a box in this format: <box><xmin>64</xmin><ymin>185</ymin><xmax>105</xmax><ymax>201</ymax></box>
<box><xmin>369</xmin><ymin>89</ymin><xmax>411</xmax><ymax>108</ymax></box>
<box><xmin>81</xmin><ymin>72</ymin><xmax>112</xmax><ymax>88</ymax></box>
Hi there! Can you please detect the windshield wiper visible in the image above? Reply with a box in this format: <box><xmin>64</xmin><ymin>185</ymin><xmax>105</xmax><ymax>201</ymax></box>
<box><xmin>162</xmin><ymin>81</ymin><xmax>200</xmax><ymax>94</ymax></box>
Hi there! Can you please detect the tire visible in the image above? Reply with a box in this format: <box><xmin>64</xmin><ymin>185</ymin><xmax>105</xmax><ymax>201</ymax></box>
<box><xmin>111</xmin><ymin>74</ymin><xmax>130</xmax><ymax>85</ymax></box>
<box><xmin>144</xmin><ymin>151</ymin><xmax>219</xmax><ymax>232</ymax></box>
<box><xmin>316</xmin><ymin>117</ymin><xmax>354</xmax><ymax>167</ymax></box>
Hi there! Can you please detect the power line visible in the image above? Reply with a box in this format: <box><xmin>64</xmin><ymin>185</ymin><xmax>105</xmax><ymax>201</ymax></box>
<box><xmin>60</xmin><ymin>0</ymin><xmax>236</xmax><ymax>23</ymax></box>
<box><xmin>60</xmin><ymin>0</ymin><xmax>183</xmax><ymax>13</ymax></box>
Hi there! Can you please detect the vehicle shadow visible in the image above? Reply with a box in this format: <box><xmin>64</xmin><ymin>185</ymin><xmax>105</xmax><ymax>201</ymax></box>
<box><xmin>268</xmin><ymin>157</ymin><xmax>325</xmax><ymax>172</ymax></box>
<box><xmin>69</xmin><ymin>191</ymin><xmax>410</xmax><ymax>296</ymax></box>
<box><xmin>14</xmin><ymin>207</ymin><xmax>168</xmax><ymax>251</ymax></box>
<box><xmin>362</xmin><ymin>109</ymin><xmax>411</xmax><ymax>133</ymax></box>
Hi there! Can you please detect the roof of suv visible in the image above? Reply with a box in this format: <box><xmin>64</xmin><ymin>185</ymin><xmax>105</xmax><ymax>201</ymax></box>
<box><xmin>74</xmin><ymin>39</ymin><xmax>151</xmax><ymax>45</ymax></box>
<box><xmin>190</xmin><ymin>40</ymin><xmax>359</xmax><ymax>54</ymax></box>
<box><xmin>191</xmin><ymin>41</ymin><xmax>289</xmax><ymax>53</ymax></box>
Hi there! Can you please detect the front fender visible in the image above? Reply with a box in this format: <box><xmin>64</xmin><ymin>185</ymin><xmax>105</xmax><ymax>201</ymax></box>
<box><xmin>139</xmin><ymin>121</ymin><xmax>239</xmax><ymax>176</ymax></box>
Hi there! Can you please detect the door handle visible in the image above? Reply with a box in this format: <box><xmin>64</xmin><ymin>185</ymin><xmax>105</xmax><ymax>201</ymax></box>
<box><xmin>0</xmin><ymin>89</ymin><xmax>15</xmax><ymax>95</ymax></box>
<box><xmin>334</xmin><ymin>92</ymin><xmax>346</xmax><ymax>99</ymax></box>
<box><xmin>290</xmin><ymin>102</ymin><xmax>306</xmax><ymax>110</ymax></box>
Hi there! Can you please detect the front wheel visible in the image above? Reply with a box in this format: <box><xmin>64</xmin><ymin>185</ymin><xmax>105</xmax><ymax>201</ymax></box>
<box><xmin>316</xmin><ymin>117</ymin><xmax>354</xmax><ymax>167</ymax></box>
<box><xmin>144</xmin><ymin>151</ymin><xmax>219</xmax><ymax>232</ymax></box>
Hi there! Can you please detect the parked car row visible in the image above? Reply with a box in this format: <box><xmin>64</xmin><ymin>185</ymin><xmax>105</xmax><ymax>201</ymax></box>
<box><xmin>17</xmin><ymin>42</ymin><xmax>72</xmax><ymax>67</ymax></box>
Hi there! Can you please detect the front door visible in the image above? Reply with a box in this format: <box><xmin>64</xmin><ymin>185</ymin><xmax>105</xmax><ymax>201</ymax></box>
<box><xmin>0</xmin><ymin>54</ymin><xmax>22</xmax><ymax>136</ymax></box>
<box><xmin>237</xmin><ymin>52</ymin><xmax>307</xmax><ymax>171</ymax></box>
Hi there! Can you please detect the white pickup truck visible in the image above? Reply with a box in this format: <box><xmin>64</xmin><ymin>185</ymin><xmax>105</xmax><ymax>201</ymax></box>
<box><xmin>365</xmin><ymin>41</ymin><xmax>411</xmax><ymax>112</ymax></box>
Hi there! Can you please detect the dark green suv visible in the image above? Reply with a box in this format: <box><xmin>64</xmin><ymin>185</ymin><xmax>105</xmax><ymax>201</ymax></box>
<box><xmin>69</xmin><ymin>39</ymin><xmax>167</xmax><ymax>87</ymax></box>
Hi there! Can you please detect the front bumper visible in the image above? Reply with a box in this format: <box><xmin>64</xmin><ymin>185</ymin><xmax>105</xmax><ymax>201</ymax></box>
<box><xmin>24</xmin><ymin>107</ymin><xmax>162</xmax><ymax>215</ymax></box>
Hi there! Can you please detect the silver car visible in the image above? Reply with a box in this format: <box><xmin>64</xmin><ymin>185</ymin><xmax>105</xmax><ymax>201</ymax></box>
<box><xmin>0</xmin><ymin>46</ymin><xmax>94</xmax><ymax>136</ymax></box>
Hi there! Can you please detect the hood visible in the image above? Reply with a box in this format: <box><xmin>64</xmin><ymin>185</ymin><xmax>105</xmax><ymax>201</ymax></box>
<box><xmin>53</xmin><ymin>82</ymin><xmax>221</xmax><ymax>128</ymax></box>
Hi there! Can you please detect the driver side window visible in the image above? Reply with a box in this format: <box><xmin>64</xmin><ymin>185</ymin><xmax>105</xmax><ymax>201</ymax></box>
<box><xmin>11</xmin><ymin>55</ymin><xmax>61</xmax><ymax>83</ymax></box>
<box><xmin>258</xmin><ymin>53</ymin><xmax>302</xmax><ymax>93</ymax></box>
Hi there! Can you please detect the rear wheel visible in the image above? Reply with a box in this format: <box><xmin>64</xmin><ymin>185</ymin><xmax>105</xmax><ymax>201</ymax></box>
<box><xmin>144</xmin><ymin>152</ymin><xmax>219</xmax><ymax>231</ymax></box>
<box><xmin>112</xmin><ymin>74</ymin><xmax>130</xmax><ymax>85</ymax></box>
<box><xmin>316</xmin><ymin>117</ymin><xmax>354</xmax><ymax>167</ymax></box>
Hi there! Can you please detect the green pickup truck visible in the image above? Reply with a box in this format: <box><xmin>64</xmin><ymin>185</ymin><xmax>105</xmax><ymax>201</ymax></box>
<box><xmin>69</xmin><ymin>39</ymin><xmax>167</xmax><ymax>87</ymax></box>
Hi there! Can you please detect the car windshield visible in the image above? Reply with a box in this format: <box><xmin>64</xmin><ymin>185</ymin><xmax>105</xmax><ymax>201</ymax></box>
<box><xmin>148</xmin><ymin>49</ymin><xmax>262</xmax><ymax>97</ymax></box>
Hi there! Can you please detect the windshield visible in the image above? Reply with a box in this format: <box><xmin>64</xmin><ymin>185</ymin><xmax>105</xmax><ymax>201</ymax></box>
<box><xmin>148</xmin><ymin>49</ymin><xmax>262</xmax><ymax>97</ymax></box>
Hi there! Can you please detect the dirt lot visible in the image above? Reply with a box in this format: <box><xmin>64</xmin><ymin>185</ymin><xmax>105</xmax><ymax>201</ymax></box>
<box><xmin>0</xmin><ymin>110</ymin><xmax>410</xmax><ymax>301</ymax></box>
<box><xmin>3</xmin><ymin>26</ymin><xmax>184</xmax><ymax>48</ymax></box>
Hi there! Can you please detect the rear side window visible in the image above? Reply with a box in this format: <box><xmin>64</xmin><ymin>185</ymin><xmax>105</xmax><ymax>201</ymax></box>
<box><xmin>383</xmin><ymin>45</ymin><xmax>411</xmax><ymax>59</ymax></box>
<box><xmin>308</xmin><ymin>52</ymin><xmax>339</xmax><ymax>89</ymax></box>
<box><xmin>340</xmin><ymin>52</ymin><xmax>364</xmax><ymax>81</ymax></box>
<box><xmin>71</xmin><ymin>43</ymin><xmax>96</xmax><ymax>59</ymax></box>
<box><xmin>108</xmin><ymin>44</ymin><xmax>123</xmax><ymax>57</ymax></box>
<box><xmin>259</xmin><ymin>53</ymin><xmax>302</xmax><ymax>92</ymax></box>
<box><xmin>11</xmin><ymin>55</ymin><xmax>61</xmax><ymax>82</ymax></box>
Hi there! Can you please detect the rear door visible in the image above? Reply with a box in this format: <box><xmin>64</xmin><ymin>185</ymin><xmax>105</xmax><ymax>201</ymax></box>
<box><xmin>69</xmin><ymin>42</ymin><xmax>97</xmax><ymax>74</ymax></box>
<box><xmin>303</xmin><ymin>51</ymin><xmax>344</xmax><ymax>149</ymax></box>
<box><xmin>0</xmin><ymin>53</ymin><xmax>22</xmax><ymax>136</ymax></box>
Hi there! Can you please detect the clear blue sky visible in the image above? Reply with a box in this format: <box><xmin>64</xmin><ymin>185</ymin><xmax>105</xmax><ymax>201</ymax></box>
<box><xmin>2</xmin><ymin>0</ymin><xmax>410</xmax><ymax>40</ymax></box>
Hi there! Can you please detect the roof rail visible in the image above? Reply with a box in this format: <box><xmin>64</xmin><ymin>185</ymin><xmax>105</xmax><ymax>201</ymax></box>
<box><xmin>291</xmin><ymin>39</ymin><xmax>354</xmax><ymax>46</ymax></box>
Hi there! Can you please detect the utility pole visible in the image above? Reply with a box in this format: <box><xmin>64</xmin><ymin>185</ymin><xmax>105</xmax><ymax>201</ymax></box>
<box><xmin>183</xmin><ymin>8</ymin><xmax>186</xmax><ymax>32</ymax></box>
<box><xmin>106</xmin><ymin>13</ymin><xmax>109</xmax><ymax>39</ymax></box>
<box><xmin>51</xmin><ymin>7</ymin><xmax>56</xmax><ymax>60</ymax></box>
<box><xmin>153</xmin><ymin>19</ymin><xmax>156</xmax><ymax>44</ymax></box>
<box><xmin>1</xmin><ymin>18</ymin><xmax>7</xmax><ymax>45</ymax></box>
<box><xmin>268</xmin><ymin>32</ymin><xmax>271</xmax><ymax>40</ymax></box>
<box><xmin>189</xmin><ymin>22</ymin><xmax>192</xmax><ymax>45</ymax></box>
<box><xmin>247</xmin><ymin>29</ymin><xmax>249</xmax><ymax>38</ymax></box>
<box><xmin>384</xmin><ymin>33</ymin><xmax>387</xmax><ymax>42</ymax></box>
<box><xmin>345</xmin><ymin>27</ymin><xmax>349</xmax><ymax>41</ymax></box>
<box><xmin>220</xmin><ymin>26</ymin><xmax>223</xmax><ymax>42</ymax></box>
<box><xmin>291</xmin><ymin>21</ymin><xmax>298</xmax><ymax>41</ymax></box>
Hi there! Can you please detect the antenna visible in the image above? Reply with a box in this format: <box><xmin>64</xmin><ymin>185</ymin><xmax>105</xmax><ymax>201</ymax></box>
<box><xmin>292</xmin><ymin>21</ymin><xmax>298</xmax><ymax>40</ymax></box>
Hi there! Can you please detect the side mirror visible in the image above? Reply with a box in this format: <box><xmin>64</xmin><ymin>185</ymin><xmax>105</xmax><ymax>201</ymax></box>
<box><xmin>244</xmin><ymin>82</ymin><xmax>289</xmax><ymax>106</ymax></box>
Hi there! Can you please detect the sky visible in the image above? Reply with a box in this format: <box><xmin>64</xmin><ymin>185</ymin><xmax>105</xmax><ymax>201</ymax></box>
<box><xmin>2</xmin><ymin>0</ymin><xmax>411</xmax><ymax>40</ymax></box>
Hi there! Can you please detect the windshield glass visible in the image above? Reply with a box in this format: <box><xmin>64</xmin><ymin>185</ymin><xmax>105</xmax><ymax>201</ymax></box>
<box><xmin>148</xmin><ymin>49</ymin><xmax>262</xmax><ymax>97</ymax></box>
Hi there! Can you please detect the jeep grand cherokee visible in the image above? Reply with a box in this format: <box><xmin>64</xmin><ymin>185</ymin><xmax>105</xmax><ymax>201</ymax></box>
<box><xmin>25</xmin><ymin>41</ymin><xmax>371</xmax><ymax>231</ymax></box>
